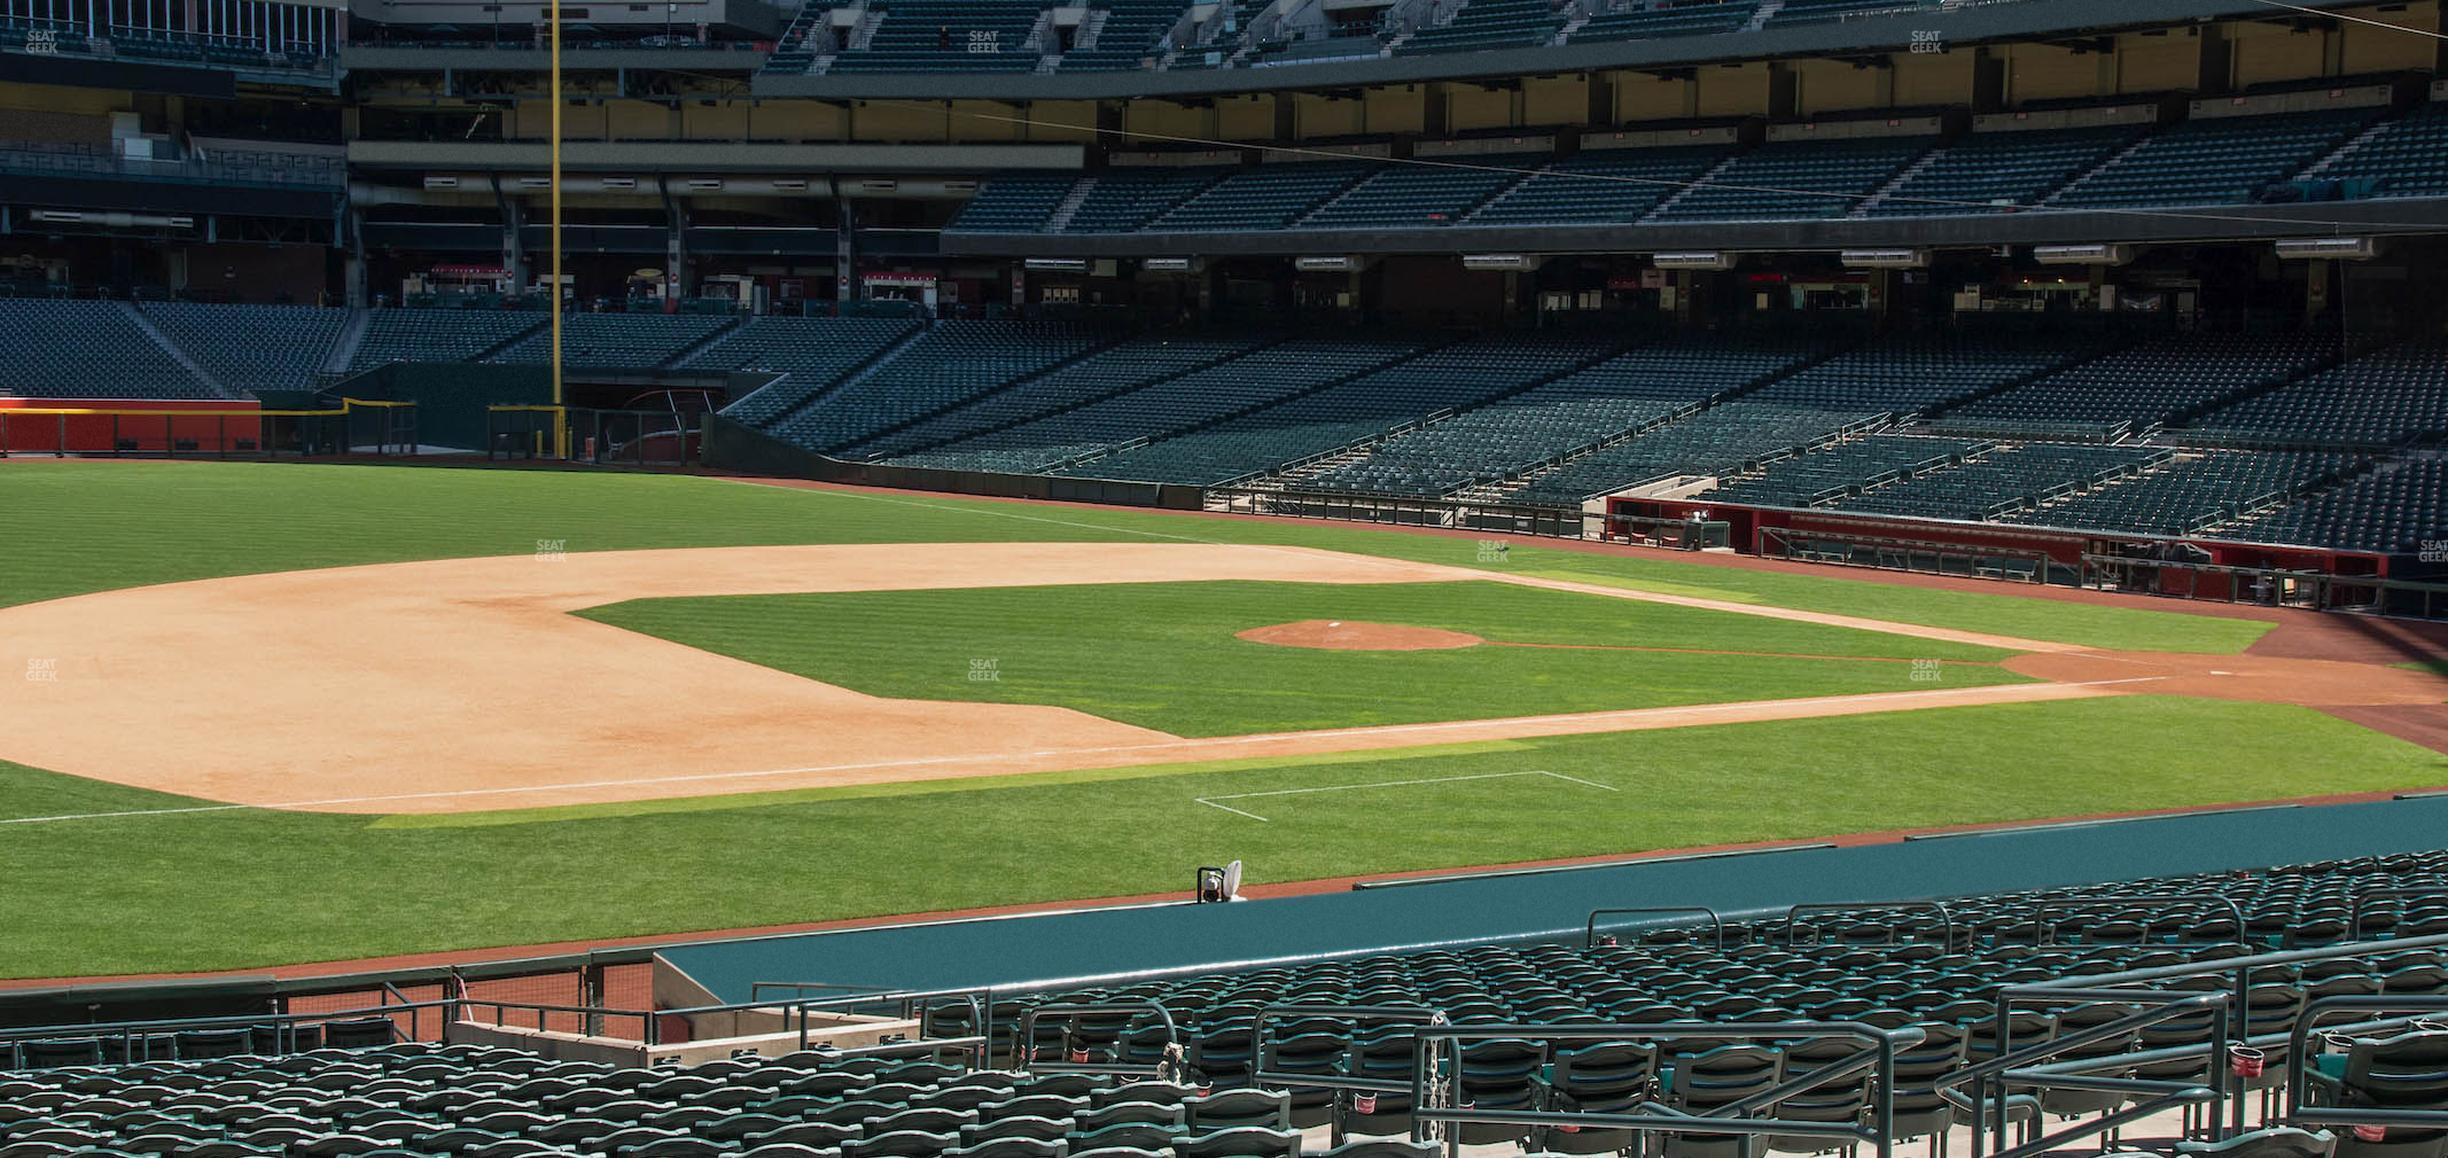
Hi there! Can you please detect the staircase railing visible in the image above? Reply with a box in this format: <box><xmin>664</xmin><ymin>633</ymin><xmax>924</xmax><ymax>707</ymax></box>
<box><xmin>1585</xmin><ymin>906</ymin><xmax>1726</xmax><ymax>949</ymax></box>
<box><xmin>1407</xmin><ymin>1020</ymin><xmax>1923</xmax><ymax>1158</ymax></box>
<box><xmin>1016</xmin><ymin>1000</ymin><xmax>1181</xmax><ymax>1078</ymax></box>
<box><xmin>1938</xmin><ymin>930</ymin><xmax>2448</xmax><ymax>1158</ymax></box>
<box><xmin>1940</xmin><ymin>986</ymin><xmax>2236</xmax><ymax>1158</ymax></box>
<box><xmin>2283</xmin><ymin>995</ymin><xmax>2448</xmax><ymax>1134</ymax></box>
<box><xmin>1779</xmin><ymin>900</ymin><xmax>1956</xmax><ymax>947</ymax></box>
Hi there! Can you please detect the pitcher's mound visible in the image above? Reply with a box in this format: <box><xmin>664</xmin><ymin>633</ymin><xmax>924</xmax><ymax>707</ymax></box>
<box><xmin>1237</xmin><ymin>619</ymin><xmax>1485</xmax><ymax>651</ymax></box>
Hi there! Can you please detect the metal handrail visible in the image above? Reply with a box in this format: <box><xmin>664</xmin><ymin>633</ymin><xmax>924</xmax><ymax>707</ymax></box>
<box><xmin>1585</xmin><ymin>906</ymin><xmax>1725</xmax><ymax>950</ymax></box>
<box><xmin>2350</xmin><ymin>889</ymin><xmax>2448</xmax><ymax>938</ymax></box>
<box><xmin>1942</xmin><ymin>988</ymin><xmax>2235</xmax><ymax>1158</ymax></box>
<box><xmin>1405</xmin><ymin>1020</ymin><xmax>1921</xmax><ymax>1158</ymax></box>
<box><xmin>2028</xmin><ymin>893</ymin><xmax>2252</xmax><ymax>948</ymax></box>
<box><xmin>1779</xmin><ymin>901</ymin><xmax>1953</xmax><ymax>947</ymax></box>
<box><xmin>1251</xmin><ymin>1002</ymin><xmax>1442</xmax><ymax>1097</ymax></box>
<box><xmin>2283</xmin><ymin>994</ymin><xmax>2448</xmax><ymax>1132</ymax></box>
<box><xmin>0</xmin><ymin>997</ymin><xmax>457</xmax><ymax>1068</ymax></box>
<box><xmin>1015</xmin><ymin>1000</ymin><xmax>1180</xmax><ymax>1077</ymax></box>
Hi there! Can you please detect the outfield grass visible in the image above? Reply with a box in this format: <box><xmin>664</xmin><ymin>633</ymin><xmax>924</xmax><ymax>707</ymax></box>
<box><xmin>2</xmin><ymin>696</ymin><xmax>2440</xmax><ymax>978</ymax></box>
<box><xmin>0</xmin><ymin>461</ymin><xmax>2268</xmax><ymax>652</ymax></box>
<box><xmin>585</xmin><ymin>580</ymin><xmax>2026</xmax><ymax>735</ymax></box>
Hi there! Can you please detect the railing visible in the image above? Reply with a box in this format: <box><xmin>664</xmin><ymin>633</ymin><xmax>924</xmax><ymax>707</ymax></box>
<box><xmin>2351</xmin><ymin>889</ymin><xmax>2447</xmax><ymax>939</ymax></box>
<box><xmin>2025</xmin><ymin>893</ymin><xmax>2252</xmax><ymax>948</ymax></box>
<box><xmin>2283</xmin><ymin>995</ymin><xmax>2448</xmax><ymax>1133</ymax></box>
<box><xmin>1778</xmin><ymin>900</ymin><xmax>1955</xmax><ymax>947</ymax></box>
<box><xmin>1408</xmin><ymin>1020</ymin><xmax>1922</xmax><ymax>1158</ymax></box>
<box><xmin>743</xmin><ymin>983</ymin><xmax>995</xmax><ymax>1063</ymax></box>
<box><xmin>0</xmin><ymin>998</ymin><xmax>458</xmax><ymax>1069</ymax></box>
<box><xmin>1940</xmin><ymin>931</ymin><xmax>2448</xmax><ymax>1158</ymax></box>
<box><xmin>1249</xmin><ymin>1002</ymin><xmax>1443</xmax><ymax>1147</ymax></box>
<box><xmin>1015</xmin><ymin>1001</ymin><xmax>1181</xmax><ymax>1077</ymax></box>
<box><xmin>1208</xmin><ymin>487</ymin><xmax>1593</xmax><ymax>538</ymax></box>
<box><xmin>1</xmin><ymin>980</ymin><xmax>995</xmax><ymax>1068</ymax></box>
<box><xmin>1585</xmin><ymin>906</ymin><xmax>1726</xmax><ymax>950</ymax></box>
<box><xmin>0</xmin><ymin>144</ymin><xmax>342</xmax><ymax>187</ymax></box>
<box><xmin>1942</xmin><ymin>987</ymin><xmax>2237</xmax><ymax>1158</ymax></box>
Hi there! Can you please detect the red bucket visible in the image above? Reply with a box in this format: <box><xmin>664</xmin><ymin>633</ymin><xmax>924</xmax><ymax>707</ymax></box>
<box><xmin>2229</xmin><ymin>1046</ymin><xmax>2266</xmax><ymax>1080</ymax></box>
<box><xmin>1355</xmin><ymin>1094</ymin><xmax>1377</xmax><ymax>1115</ymax></box>
<box><xmin>2355</xmin><ymin>1126</ymin><xmax>2389</xmax><ymax>1143</ymax></box>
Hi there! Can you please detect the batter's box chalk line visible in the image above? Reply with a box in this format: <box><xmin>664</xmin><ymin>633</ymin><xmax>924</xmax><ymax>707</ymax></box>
<box><xmin>1192</xmin><ymin>769</ymin><xmax>1616</xmax><ymax>822</ymax></box>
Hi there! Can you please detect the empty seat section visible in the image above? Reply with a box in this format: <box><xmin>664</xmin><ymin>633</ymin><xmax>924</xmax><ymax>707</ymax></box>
<box><xmin>0</xmin><ymin>299</ymin><xmax>220</xmax><ymax>398</ymax></box>
<box><xmin>2047</xmin><ymin>107</ymin><xmax>2372</xmax><ymax>208</ymax></box>
<box><xmin>2311</xmin><ymin>100</ymin><xmax>2448</xmax><ymax>198</ymax></box>
<box><xmin>1059</xmin><ymin>0</ymin><xmax>1192</xmax><ymax>70</ymax></box>
<box><xmin>1868</xmin><ymin>123</ymin><xmax>2142</xmax><ymax>215</ymax></box>
<box><xmin>1399</xmin><ymin>0</ymin><xmax>1564</xmax><ymax>55</ymax></box>
<box><xmin>139</xmin><ymin>302</ymin><xmax>349</xmax><ymax>394</ymax></box>
<box><xmin>829</xmin><ymin>0</ymin><xmax>1047</xmax><ymax>71</ymax></box>
<box><xmin>1937</xmin><ymin>330</ymin><xmax>2338</xmax><ymax>440</ymax></box>
<box><xmin>1295</xmin><ymin>157</ymin><xmax>1536</xmax><ymax>228</ymax></box>
<box><xmin>1568</xmin><ymin>0</ymin><xmax>1753</xmax><ymax>43</ymax></box>
<box><xmin>692</xmin><ymin>316</ymin><xmax>922</xmax><ymax>428</ymax></box>
<box><xmin>350</xmin><ymin>308</ymin><xmax>543</xmax><ymax>370</ymax></box>
<box><xmin>1062</xmin><ymin>333</ymin><xmax>1618</xmax><ymax>484</ymax></box>
<box><xmin>1698</xmin><ymin>434</ymin><xmax>1988</xmax><ymax>508</ymax></box>
<box><xmin>1146</xmin><ymin>163</ymin><xmax>1374</xmax><ymax>231</ymax></box>
<box><xmin>2180</xmin><ymin>338</ymin><xmax>2448</xmax><ymax>450</ymax></box>
<box><xmin>950</xmin><ymin>174</ymin><xmax>1081</xmax><ymax>232</ymax></box>
<box><xmin>485</xmin><ymin>313</ymin><xmax>736</xmax><ymax>369</ymax></box>
<box><xmin>1998</xmin><ymin>450</ymin><xmax>2359</xmax><ymax>535</ymax></box>
<box><xmin>1466</xmin><ymin>144</ymin><xmax>1728</xmax><ymax>225</ymax></box>
<box><xmin>1827</xmin><ymin>442</ymin><xmax>2170</xmax><ymax>522</ymax></box>
<box><xmin>1304</xmin><ymin>334</ymin><xmax>1820</xmax><ymax>497</ymax></box>
<box><xmin>2221</xmin><ymin>460</ymin><xmax>2448</xmax><ymax>553</ymax></box>
<box><xmin>889</xmin><ymin>336</ymin><xmax>1425</xmax><ymax>473</ymax></box>
<box><xmin>1651</xmin><ymin>135</ymin><xmax>1931</xmax><ymax>221</ymax></box>
<box><xmin>1506</xmin><ymin>402</ymin><xmax>1863</xmax><ymax>504</ymax></box>
<box><xmin>1062</xmin><ymin>167</ymin><xmax>1226</xmax><ymax>233</ymax></box>
<box><xmin>772</xmin><ymin>321</ymin><xmax>1107</xmax><ymax>451</ymax></box>
<box><xmin>1762</xmin><ymin>0</ymin><xmax>1918</xmax><ymax>25</ymax></box>
<box><xmin>844</xmin><ymin>332</ymin><xmax>1277</xmax><ymax>458</ymax></box>
<box><xmin>1745</xmin><ymin>332</ymin><xmax>2090</xmax><ymax>416</ymax></box>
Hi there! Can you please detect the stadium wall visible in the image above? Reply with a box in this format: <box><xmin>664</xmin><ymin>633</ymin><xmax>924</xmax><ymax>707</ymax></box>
<box><xmin>0</xmin><ymin>398</ymin><xmax>262</xmax><ymax>455</ymax></box>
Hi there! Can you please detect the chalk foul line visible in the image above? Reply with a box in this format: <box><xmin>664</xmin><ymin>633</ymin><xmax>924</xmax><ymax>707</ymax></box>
<box><xmin>1193</xmin><ymin>768</ymin><xmax>1618</xmax><ymax>823</ymax></box>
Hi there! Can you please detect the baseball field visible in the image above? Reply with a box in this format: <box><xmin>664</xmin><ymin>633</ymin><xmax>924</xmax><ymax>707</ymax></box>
<box><xmin>4</xmin><ymin>459</ymin><xmax>2445</xmax><ymax>981</ymax></box>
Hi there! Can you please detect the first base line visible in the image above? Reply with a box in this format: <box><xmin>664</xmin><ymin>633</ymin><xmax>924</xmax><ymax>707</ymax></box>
<box><xmin>1193</xmin><ymin>769</ymin><xmax>1617</xmax><ymax>822</ymax></box>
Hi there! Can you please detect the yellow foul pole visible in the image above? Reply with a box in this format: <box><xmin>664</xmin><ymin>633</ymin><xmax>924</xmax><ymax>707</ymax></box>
<box><xmin>549</xmin><ymin>0</ymin><xmax>568</xmax><ymax>458</ymax></box>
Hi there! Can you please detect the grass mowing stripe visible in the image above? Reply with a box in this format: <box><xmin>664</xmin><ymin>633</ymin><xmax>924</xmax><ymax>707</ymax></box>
<box><xmin>1</xmin><ymin>696</ymin><xmax>2439</xmax><ymax>978</ymax></box>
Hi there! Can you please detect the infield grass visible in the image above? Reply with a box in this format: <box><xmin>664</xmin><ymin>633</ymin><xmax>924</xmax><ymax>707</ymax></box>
<box><xmin>1</xmin><ymin>695</ymin><xmax>2440</xmax><ymax>978</ymax></box>
<box><xmin>583</xmin><ymin>580</ymin><xmax>2027</xmax><ymax>735</ymax></box>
